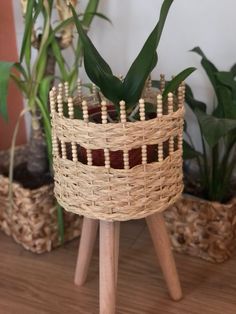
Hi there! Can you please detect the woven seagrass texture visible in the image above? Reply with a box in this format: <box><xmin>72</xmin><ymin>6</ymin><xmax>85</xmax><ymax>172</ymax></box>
<box><xmin>52</xmin><ymin>109</ymin><xmax>184</xmax><ymax>151</ymax></box>
<box><xmin>164</xmin><ymin>194</ymin><xmax>236</xmax><ymax>263</ymax></box>
<box><xmin>54</xmin><ymin>151</ymin><xmax>183</xmax><ymax>221</ymax></box>
<box><xmin>50</xmin><ymin>78</ymin><xmax>185</xmax><ymax>221</ymax></box>
<box><xmin>0</xmin><ymin>146</ymin><xmax>81</xmax><ymax>253</ymax></box>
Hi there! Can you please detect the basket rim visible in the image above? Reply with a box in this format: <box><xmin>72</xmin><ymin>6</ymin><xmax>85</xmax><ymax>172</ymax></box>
<box><xmin>182</xmin><ymin>193</ymin><xmax>236</xmax><ymax>208</ymax></box>
<box><xmin>52</xmin><ymin>106</ymin><xmax>185</xmax><ymax>128</ymax></box>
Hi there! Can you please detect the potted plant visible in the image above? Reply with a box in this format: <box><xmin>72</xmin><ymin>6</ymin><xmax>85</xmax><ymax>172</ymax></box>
<box><xmin>50</xmin><ymin>1</ymin><xmax>196</xmax><ymax>312</ymax></box>
<box><xmin>164</xmin><ymin>47</ymin><xmax>236</xmax><ymax>263</ymax></box>
<box><xmin>49</xmin><ymin>0</ymin><xmax>197</xmax><ymax>172</ymax></box>
<box><xmin>48</xmin><ymin>0</ymin><xmax>195</xmax><ymax>229</ymax></box>
<box><xmin>68</xmin><ymin>0</ymin><xmax>195</xmax><ymax>121</ymax></box>
<box><xmin>0</xmin><ymin>0</ymin><xmax>109</xmax><ymax>253</ymax></box>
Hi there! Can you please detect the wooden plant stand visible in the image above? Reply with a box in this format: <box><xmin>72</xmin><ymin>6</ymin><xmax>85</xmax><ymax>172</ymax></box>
<box><xmin>75</xmin><ymin>214</ymin><xmax>182</xmax><ymax>314</ymax></box>
<box><xmin>50</xmin><ymin>78</ymin><xmax>185</xmax><ymax>313</ymax></box>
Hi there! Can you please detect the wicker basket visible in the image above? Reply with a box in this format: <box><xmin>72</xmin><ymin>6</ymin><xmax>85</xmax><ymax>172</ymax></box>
<box><xmin>50</xmin><ymin>79</ymin><xmax>185</xmax><ymax>222</ymax></box>
<box><xmin>164</xmin><ymin>194</ymin><xmax>236</xmax><ymax>263</ymax></box>
<box><xmin>0</xmin><ymin>146</ymin><xmax>81</xmax><ymax>253</ymax></box>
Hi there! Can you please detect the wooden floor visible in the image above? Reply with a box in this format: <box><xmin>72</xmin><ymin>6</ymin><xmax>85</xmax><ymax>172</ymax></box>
<box><xmin>0</xmin><ymin>220</ymin><xmax>236</xmax><ymax>314</ymax></box>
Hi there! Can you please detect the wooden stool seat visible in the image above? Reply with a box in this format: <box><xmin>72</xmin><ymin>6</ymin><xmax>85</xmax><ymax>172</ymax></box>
<box><xmin>74</xmin><ymin>213</ymin><xmax>182</xmax><ymax>314</ymax></box>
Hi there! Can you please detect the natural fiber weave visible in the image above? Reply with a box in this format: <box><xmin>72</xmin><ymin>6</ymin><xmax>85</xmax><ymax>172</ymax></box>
<box><xmin>164</xmin><ymin>194</ymin><xmax>236</xmax><ymax>263</ymax></box>
<box><xmin>54</xmin><ymin>150</ymin><xmax>183</xmax><ymax>221</ymax></box>
<box><xmin>52</xmin><ymin>108</ymin><xmax>184</xmax><ymax>151</ymax></box>
<box><xmin>51</xmin><ymin>79</ymin><xmax>185</xmax><ymax>221</ymax></box>
<box><xmin>0</xmin><ymin>146</ymin><xmax>81</xmax><ymax>253</ymax></box>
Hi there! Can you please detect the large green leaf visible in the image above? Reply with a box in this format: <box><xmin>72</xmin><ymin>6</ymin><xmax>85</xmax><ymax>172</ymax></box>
<box><xmin>70</xmin><ymin>4</ymin><xmax>113</xmax><ymax>76</ymax></box>
<box><xmin>212</xmin><ymin>85</ymin><xmax>236</xmax><ymax>119</ymax></box>
<box><xmin>216</xmin><ymin>71</ymin><xmax>236</xmax><ymax>91</ymax></box>
<box><xmin>191</xmin><ymin>47</ymin><xmax>223</xmax><ymax>107</ymax></box>
<box><xmin>0</xmin><ymin>62</ymin><xmax>14</xmax><ymax>120</ymax></box>
<box><xmin>122</xmin><ymin>0</ymin><xmax>174</xmax><ymax>107</ymax></box>
<box><xmin>195</xmin><ymin>108</ymin><xmax>236</xmax><ymax>148</ymax></box>
<box><xmin>230</xmin><ymin>63</ymin><xmax>236</xmax><ymax>77</ymax></box>
<box><xmin>185</xmin><ymin>84</ymin><xmax>207</xmax><ymax>112</ymax></box>
<box><xmin>183</xmin><ymin>140</ymin><xmax>202</xmax><ymax>159</ymax></box>
<box><xmin>191</xmin><ymin>47</ymin><xmax>236</xmax><ymax>122</ymax></box>
<box><xmin>214</xmin><ymin>71</ymin><xmax>236</xmax><ymax>119</ymax></box>
<box><xmin>83</xmin><ymin>53</ymin><xmax>123</xmax><ymax>106</ymax></box>
<box><xmin>162</xmin><ymin>67</ymin><xmax>196</xmax><ymax>100</ymax></box>
<box><xmin>71</xmin><ymin>0</ymin><xmax>175</xmax><ymax>107</ymax></box>
<box><xmin>70</xmin><ymin>4</ymin><xmax>123</xmax><ymax>106</ymax></box>
<box><xmin>191</xmin><ymin>47</ymin><xmax>218</xmax><ymax>91</ymax></box>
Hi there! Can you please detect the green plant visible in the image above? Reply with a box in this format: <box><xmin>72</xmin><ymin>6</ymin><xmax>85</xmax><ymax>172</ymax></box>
<box><xmin>0</xmin><ymin>0</ymin><xmax>109</xmax><ymax>242</ymax></box>
<box><xmin>184</xmin><ymin>47</ymin><xmax>236</xmax><ymax>203</ymax></box>
<box><xmin>69</xmin><ymin>0</ymin><xmax>195</xmax><ymax>118</ymax></box>
<box><xmin>0</xmin><ymin>0</ymin><xmax>109</xmax><ymax>168</ymax></box>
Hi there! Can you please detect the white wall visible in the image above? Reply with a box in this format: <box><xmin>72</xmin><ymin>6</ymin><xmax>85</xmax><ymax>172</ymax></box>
<box><xmin>12</xmin><ymin>0</ymin><xmax>236</xmax><ymax>148</ymax></box>
<box><xmin>89</xmin><ymin>0</ymin><xmax>236</xmax><ymax>150</ymax></box>
<box><xmin>89</xmin><ymin>0</ymin><xmax>235</xmax><ymax>96</ymax></box>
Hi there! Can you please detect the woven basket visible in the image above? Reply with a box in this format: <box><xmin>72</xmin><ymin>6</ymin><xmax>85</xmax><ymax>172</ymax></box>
<box><xmin>164</xmin><ymin>194</ymin><xmax>236</xmax><ymax>263</ymax></box>
<box><xmin>50</xmin><ymin>78</ymin><xmax>185</xmax><ymax>222</ymax></box>
<box><xmin>0</xmin><ymin>146</ymin><xmax>81</xmax><ymax>253</ymax></box>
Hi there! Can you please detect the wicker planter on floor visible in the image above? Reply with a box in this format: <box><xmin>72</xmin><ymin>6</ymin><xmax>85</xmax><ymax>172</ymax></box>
<box><xmin>164</xmin><ymin>194</ymin><xmax>236</xmax><ymax>263</ymax></box>
<box><xmin>0</xmin><ymin>146</ymin><xmax>81</xmax><ymax>253</ymax></box>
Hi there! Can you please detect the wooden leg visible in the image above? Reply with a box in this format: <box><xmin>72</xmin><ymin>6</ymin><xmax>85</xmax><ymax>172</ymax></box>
<box><xmin>100</xmin><ymin>221</ymin><xmax>120</xmax><ymax>314</ymax></box>
<box><xmin>146</xmin><ymin>212</ymin><xmax>183</xmax><ymax>301</ymax></box>
<box><xmin>114</xmin><ymin>222</ymin><xmax>120</xmax><ymax>286</ymax></box>
<box><xmin>74</xmin><ymin>218</ymin><xmax>99</xmax><ymax>286</ymax></box>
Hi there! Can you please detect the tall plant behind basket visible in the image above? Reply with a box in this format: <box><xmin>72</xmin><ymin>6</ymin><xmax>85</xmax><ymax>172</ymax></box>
<box><xmin>184</xmin><ymin>47</ymin><xmax>236</xmax><ymax>203</ymax></box>
<box><xmin>164</xmin><ymin>47</ymin><xmax>236</xmax><ymax>263</ymax></box>
<box><xmin>0</xmin><ymin>0</ymin><xmax>110</xmax><ymax>244</ymax></box>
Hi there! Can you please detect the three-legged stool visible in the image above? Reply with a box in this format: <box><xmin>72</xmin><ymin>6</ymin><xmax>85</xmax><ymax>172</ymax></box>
<box><xmin>74</xmin><ymin>213</ymin><xmax>182</xmax><ymax>314</ymax></box>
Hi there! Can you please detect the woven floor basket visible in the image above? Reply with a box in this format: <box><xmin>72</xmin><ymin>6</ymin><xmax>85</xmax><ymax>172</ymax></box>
<box><xmin>50</xmin><ymin>79</ymin><xmax>185</xmax><ymax>221</ymax></box>
<box><xmin>0</xmin><ymin>146</ymin><xmax>81</xmax><ymax>253</ymax></box>
<box><xmin>164</xmin><ymin>194</ymin><xmax>236</xmax><ymax>263</ymax></box>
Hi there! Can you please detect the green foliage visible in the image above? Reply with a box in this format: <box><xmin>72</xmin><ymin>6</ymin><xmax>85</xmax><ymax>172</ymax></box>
<box><xmin>70</xmin><ymin>0</ymin><xmax>195</xmax><ymax>112</ymax></box>
<box><xmin>0</xmin><ymin>62</ymin><xmax>14</xmax><ymax>120</ymax></box>
<box><xmin>162</xmin><ymin>68</ymin><xmax>196</xmax><ymax>100</ymax></box>
<box><xmin>0</xmin><ymin>0</ymin><xmax>108</xmax><ymax>242</ymax></box>
<box><xmin>184</xmin><ymin>47</ymin><xmax>236</xmax><ymax>202</ymax></box>
<box><xmin>0</xmin><ymin>0</ymin><xmax>110</xmax><ymax>120</ymax></box>
<box><xmin>183</xmin><ymin>140</ymin><xmax>202</xmax><ymax>160</ymax></box>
